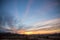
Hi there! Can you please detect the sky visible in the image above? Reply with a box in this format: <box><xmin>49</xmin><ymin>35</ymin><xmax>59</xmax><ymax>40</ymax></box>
<box><xmin>0</xmin><ymin>0</ymin><xmax>60</xmax><ymax>34</ymax></box>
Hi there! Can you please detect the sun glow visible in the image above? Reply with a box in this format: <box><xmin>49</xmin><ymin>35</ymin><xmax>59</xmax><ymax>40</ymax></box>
<box><xmin>24</xmin><ymin>32</ymin><xmax>33</xmax><ymax>35</ymax></box>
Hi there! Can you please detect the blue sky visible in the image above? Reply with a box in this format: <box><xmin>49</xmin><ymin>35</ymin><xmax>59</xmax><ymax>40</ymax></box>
<box><xmin>0</xmin><ymin>0</ymin><xmax>60</xmax><ymax>32</ymax></box>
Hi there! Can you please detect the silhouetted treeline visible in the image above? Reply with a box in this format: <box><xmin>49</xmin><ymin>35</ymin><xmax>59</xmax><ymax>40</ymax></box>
<box><xmin>0</xmin><ymin>32</ymin><xmax>60</xmax><ymax>40</ymax></box>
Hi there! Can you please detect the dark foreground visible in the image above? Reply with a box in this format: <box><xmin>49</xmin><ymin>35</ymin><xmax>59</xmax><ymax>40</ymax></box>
<box><xmin>0</xmin><ymin>33</ymin><xmax>60</xmax><ymax>40</ymax></box>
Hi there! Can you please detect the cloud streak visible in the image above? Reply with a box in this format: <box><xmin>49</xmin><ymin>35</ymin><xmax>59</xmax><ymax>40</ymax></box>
<box><xmin>22</xmin><ymin>0</ymin><xmax>33</xmax><ymax>22</ymax></box>
<box><xmin>25</xmin><ymin>18</ymin><xmax>60</xmax><ymax>31</ymax></box>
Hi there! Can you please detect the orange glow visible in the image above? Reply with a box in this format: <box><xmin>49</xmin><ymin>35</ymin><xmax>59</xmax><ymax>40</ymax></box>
<box><xmin>17</xmin><ymin>30</ymin><xmax>25</xmax><ymax>34</ymax></box>
<box><xmin>17</xmin><ymin>29</ymin><xmax>60</xmax><ymax>35</ymax></box>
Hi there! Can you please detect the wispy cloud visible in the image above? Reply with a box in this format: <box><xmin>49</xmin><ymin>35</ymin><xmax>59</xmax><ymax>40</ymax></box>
<box><xmin>22</xmin><ymin>0</ymin><xmax>33</xmax><ymax>22</ymax></box>
<box><xmin>26</xmin><ymin>18</ymin><xmax>60</xmax><ymax>31</ymax></box>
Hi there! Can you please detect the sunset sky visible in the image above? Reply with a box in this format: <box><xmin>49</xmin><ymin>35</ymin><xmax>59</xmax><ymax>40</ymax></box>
<box><xmin>0</xmin><ymin>0</ymin><xmax>60</xmax><ymax>34</ymax></box>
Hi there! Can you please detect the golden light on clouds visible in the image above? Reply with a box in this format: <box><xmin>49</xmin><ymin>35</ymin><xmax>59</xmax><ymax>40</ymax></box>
<box><xmin>14</xmin><ymin>18</ymin><xmax>60</xmax><ymax>35</ymax></box>
<box><xmin>32</xmin><ymin>29</ymin><xmax>60</xmax><ymax>34</ymax></box>
<box><xmin>17</xmin><ymin>29</ymin><xmax>60</xmax><ymax>35</ymax></box>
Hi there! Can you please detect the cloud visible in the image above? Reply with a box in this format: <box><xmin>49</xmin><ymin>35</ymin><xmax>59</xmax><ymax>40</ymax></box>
<box><xmin>26</xmin><ymin>18</ymin><xmax>60</xmax><ymax>31</ymax></box>
<box><xmin>0</xmin><ymin>12</ymin><xmax>59</xmax><ymax>34</ymax></box>
<box><xmin>23</xmin><ymin>18</ymin><xmax>60</xmax><ymax>34</ymax></box>
<box><xmin>22</xmin><ymin>0</ymin><xmax>33</xmax><ymax>22</ymax></box>
<box><xmin>0</xmin><ymin>12</ymin><xmax>19</xmax><ymax>33</ymax></box>
<box><xmin>31</xmin><ymin>24</ymin><xmax>60</xmax><ymax>34</ymax></box>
